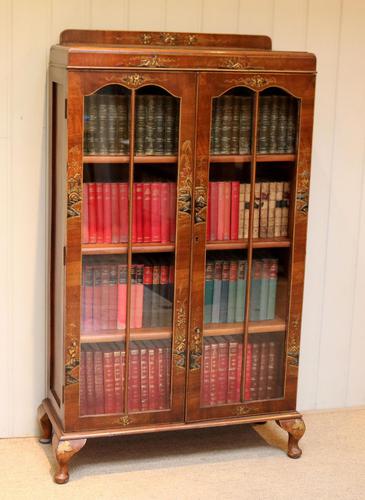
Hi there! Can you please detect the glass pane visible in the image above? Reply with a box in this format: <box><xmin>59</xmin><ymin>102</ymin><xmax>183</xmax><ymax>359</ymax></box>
<box><xmin>210</xmin><ymin>91</ymin><xmax>254</xmax><ymax>155</ymax></box>
<box><xmin>257</xmin><ymin>90</ymin><xmax>299</xmax><ymax>154</ymax></box>
<box><xmin>84</xmin><ymin>85</ymin><xmax>130</xmax><ymax>155</ymax></box>
<box><xmin>244</xmin><ymin>332</ymin><xmax>285</xmax><ymax>401</ymax></box>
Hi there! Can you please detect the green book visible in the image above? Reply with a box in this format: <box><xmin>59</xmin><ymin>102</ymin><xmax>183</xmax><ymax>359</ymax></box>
<box><xmin>227</xmin><ymin>261</ymin><xmax>238</xmax><ymax>323</ymax></box>
<box><xmin>219</xmin><ymin>261</ymin><xmax>230</xmax><ymax>323</ymax></box>
<box><xmin>204</xmin><ymin>261</ymin><xmax>215</xmax><ymax>323</ymax></box>
<box><xmin>249</xmin><ymin>259</ymin><xmax>262</xmax><ymax>321</ymax></box>
<box><xmin>235</xmin><ymin>260</ymin><xmax>247</xmax><ymax>322</ymax></box>
<box><xmin>267</xmin><ymin>259</ymin><xmax>278</xmax><ymax>320</ymax></box>
<box><xmin>259</xmin><ymin>259</ymin><xmax>270</xmax><ymax>320</ymax></box>
<box><xmin>211</xmin><ymin>260</ymin><xmax>223</xmax><ymax>323</ymax></box>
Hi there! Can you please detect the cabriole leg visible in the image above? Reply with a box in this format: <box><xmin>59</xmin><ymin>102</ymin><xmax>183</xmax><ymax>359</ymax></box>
<box><xmin>276</xmin><ymin>417</ymin><xmax>306</xmax><ymax>459</ymax></box>
<box><xmin>37</xmin><ymin>403</ymin><xmax>52</xmax><ymax>444</ymax></box>
<box><xmin>52</xmin><ymin>434</ymin><xmax>87</xmax><ymax>484</ymax></box>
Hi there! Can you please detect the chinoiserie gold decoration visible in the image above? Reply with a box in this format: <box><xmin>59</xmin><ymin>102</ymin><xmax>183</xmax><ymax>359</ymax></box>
<box><xmin>219</xmin><ymin>57</ymin><xmax>249</xmax><ymax>70</ymax></box>
<box><xmin>178</xmin><ymin>140</ymin><xmax>193</xmax><ymax>216</ymax></box>
<box><xmin>297</xmin><ymin>170</ymin><xmax>310</xmax><ymax>215</ymax></box>
<box><xmin>186</xmin><ymin>34</ymin><xmax>197</xmax><ymax>45</ymax></box>
<box><xmin>120</xmin><ymin>416</ymin><xmax>131</xmax><ymax>426</ymax></box>
<box><xmin>58</xmin><ymin>441</ymin><xmax>73</xmax><ymax>454</ymax></box>
<box><xmin>65</xmin><ymin>338</ymin><xmax>79</xmax><ymax>385</ymax></box>
<box><xmin>161</xmin><ymin>32</ymin><xmax>177</xmax><ymax>45</ymax></box>
<box><xmin>138</xmin><ymin>55</ymin><xmax>176</xmax><ymax>68</ymax></box>
<box><xmin>122</xmin><ymin>73</ymin><xmax>145</xmax><ymax>87</ymax></box>
<box><xmin>67</xmin><ymin>145</ymin><xmax>82</xmax><ymax>218</ymax></box>
<box><xmin>173</xmin><ymin>299</ymin><xmax>187</xmax><ymax>368</ymax></box>
<box><xmin>189</xmin><ymin>327</ymin><xmax>202</xmax><ymax>370</ymax></box>
<box><xmin>194</xmin><ymin>186</ymin><xmax>207</xmax><ymax>224</ymax></box>
<box><xmin>243</xmin><ymin>75</ymin><xmax>276</xmax><ymax>88</ymax></box>
<box><xmin>141</xmin><ymin>33</ymin><xmax>152</xmax><ymax>45</ymax></box>
<box><xmin>235</xmin><ymin>405</ymin><xmax>260</xmax><ymax>416</ymax></box>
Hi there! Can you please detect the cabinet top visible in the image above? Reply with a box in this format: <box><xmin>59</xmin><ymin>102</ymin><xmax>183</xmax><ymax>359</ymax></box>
<box><xmin>51</xmin><ymin>29</ymin><xmax>316</xmax><ymax>73</ymax></box>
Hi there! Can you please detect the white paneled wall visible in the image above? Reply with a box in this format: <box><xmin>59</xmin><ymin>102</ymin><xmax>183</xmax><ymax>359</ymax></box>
<box><xmin>0</xmin><ymin>0</ymin><xmax>364</xmax><ymax>437</ymax></box>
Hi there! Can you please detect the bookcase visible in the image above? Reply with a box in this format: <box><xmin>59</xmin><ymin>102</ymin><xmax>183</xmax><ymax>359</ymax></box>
<box><xmin>38</xmin><ymin>29</ymin><xmax>316</xmax><ymax>483</ymax></box>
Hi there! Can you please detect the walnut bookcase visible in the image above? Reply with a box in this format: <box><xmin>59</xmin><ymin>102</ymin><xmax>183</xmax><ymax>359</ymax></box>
<box><xmin>39</xmin><ymin>29</ymin><xmax>315</xmax><ymax>483</ymax></box>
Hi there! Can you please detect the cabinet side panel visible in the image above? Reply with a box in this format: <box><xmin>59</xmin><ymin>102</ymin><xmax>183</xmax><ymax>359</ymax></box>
<box><xmin>48</xmin><ymin>78</ymin><xmax>67</xmax><ymax>409</ymax></box>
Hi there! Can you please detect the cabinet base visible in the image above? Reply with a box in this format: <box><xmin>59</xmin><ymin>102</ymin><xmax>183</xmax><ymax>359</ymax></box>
<box><xmin>39</xmin><ymin>398</ymin><xmax>304</xmax><ymax>483</ymax></box>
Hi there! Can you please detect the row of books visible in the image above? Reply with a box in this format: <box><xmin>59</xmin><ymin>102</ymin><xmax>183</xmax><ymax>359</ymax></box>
<box><xmin>207</xmin><ymin>181</ymin><xmax>290</xmax><ymax>241</ymax></box>
<box><xmin>201</xmin><ymin>335</ymin><xmax>282</xmax><ymax>406</ymax></box>
<box><xmin>82</xmin><ymin>260</ymin><xmax>174</xmax><ymax>332</ymax></box>
<box><xmin>84</xmin><ymin>94</ymin><xmax>130</xmax><ymax>155</ymax></box>
<box><xmin>82</xmin><ymin>182</ymin><xmax>177</xmax><ymax>244</ymax></box>
<box><xmin>80</xmin><ymin>341</ymin><xmax>171</xmax><ymax>415</ymax></box>
<box><xmin>210</xmin><ymin>94</ymin><xmax>297</xmax><ymax>155</ymax></box>
<box><xmin>204</xmin><ymin>258</ymin><xmax>278</xmax><ymax>324</ymax></box>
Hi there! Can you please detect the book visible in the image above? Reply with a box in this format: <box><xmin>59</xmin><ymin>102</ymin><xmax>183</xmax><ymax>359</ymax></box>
<box><xmin>259</xmin><ymin>259</ymin><xmax>270</xmax><ymax>321</ymax></box>
<box><xmin>249</xmin><ymin>341</ymin><xmax>261</xmax><ymax>400</ymax></box>
<box><xmin>159</xmin><ymin>265</ymin><xmax>170</xmax><ymax>326</ymax></box>
<box><xmin>243</xmin><ymin>183</ymin><xmax>251</xmax><ymax>239</ymax></box>
<box><xmin>267</xmin><ymin>182</ymin><xmax>276</xmax><ymax>238</ymax></box>
<box><xmin>211</xmin><ymin>260</ymin><xmax>223</xmax><ymax>323</ymax></box>
<box><xmin>235</xmin><ymin>260</ymin><xmax>247</xmax><ymax>322</ymax></box>
<box><xmin>230</xmin><ymin>181</ymin><xmax>240</xmax><ymax>240</ymax></box>
<box><xmin>217</xmin><ymin>182</ymin><xmax>225</xmax><ymax>240</ymax></box>
<box><xmin>227</xmin><ymin>261</ymin><xmax>238</xmax><ymax>323</ymax></box>
<box><xmin>266</xmin><ymin>340</ymin><xmax>280</xmax><ymax>399</ymax></box>
<box><xmin>244</xmin><ymin>342</ymin><xmax>252</xmax><ymax>400</ymax></box>
<box><xmin>169</xmin><ymin>183</ymin><xmax>177</xmax><ymax>243</ymax></box>
<box><xmin>253</xmin><ymin>183</ymin><xmax>261</xmax><ymax>238</ymax></box>
<box><xmin>94</xmin><ymin>345</ymin><xmax>105</xmax><ymax>414</ymax></box>
<box><xmin>274</xmin><ymin>182</ymin><xmax>284</xmax><ymax>237</ymax></box>
<box><xmin>238</xmin><ymin>96</ymin><xmax>252</xmax><ymax>154</ymax></box>
<box><xmin>286</xmin><ymin>97</ymin><xmax>297</xmax><ymax>153</ymax></box>
<box><xmin>217</xmin><ymin>336</ymin><xmax>229</xmax><ymax>404</ymax></box>
<box><xmin>258</xmin><ymin>95</ymin><xmax>271</xmax><ymax>153</ymax></box>
<box><xmin>201</xmin><ymin>341</ymin><xmax>211</xmax><ymax>406</ymax></box>
<box><xmin>135</xmin><ymin>183</ymin><xmax>143</xmax><ymax>243</ymax></box>
<box><xmin>221</xmin><ymin>95</ymin><xmax>233</xmax><ymax>154</ymax></box>
<box><xmin>128</xmin><ymin>342</ymin><xmax>141</xmax><ymax>412</ymax></box>
<box><xmin>102</xmin><ymin>183</ymin><xmax>112</xmax><ymax>243</ymax></box>
<box><xmin>209</xmin><ymin>339</ymin><xmax>219</xmax><ymax>405</ymax></box>
<box><xmin>281</xmin><ymin>181</ymin><xmax>290</xmax><ymax>237</ymax></box>
<box><xmin>83</xmin><ymin>265</ymin><xmax>94</xmax><ymax>332</ymax></box>
<box><xmin>231</xmin><ymin>96</ymin><xmax>240</xmax><ymax>154</ymax></box>
<box><xmin>257</xmin><ymin>341</ymin><xmax>269</xmax><ymax>400</ymax></box>
<box><xmin>219</xmin><ymin>261</ymin><xmax>230</xmax><ymax>323</ymax></box>
<box><xmin>113</xmin><ymin>346</ymin><xmax>124</xmax><ymax>413</ymax></box>
<box><xmin>88</xmin><ymin>183</ymin><xmax>97</xmax><ymax>243</ymax></box>
<box><xmin>223</xmin><ymin>182</ymin><xmax>231</xmax><ymax>240</ymax></box>
<box><xmin>250</xmin><ymin>260</ymin><xmax>262</xmax><ymax>321</ymax></box>
<box><xmin>227</xmin><ymin>336</ymin><xmax>239</xmax><ymax>403</ymax></box>
<box><xmin>82</xmin><ymin>184</ymin><xmax>89</xmax><ymax>243</ymax></box>
<box><xmin>146</xmin><ymin>341</ymin><xmax>158</xmax><ymax>410</ymax></box>
<box><xmin>142</xmin><ymin>264</ymin><xmax>153</xmax><ymax>328</ymax></box>
<box><xmin>267</xmin><ymin>259</ymin><xmax>278</xmax><ymax>320</ymax></box>
<box><xmin>160</xmin><ymin>183</ymin><xmax>170</xmax><ymax>243</ymax></box>
<box><xmin>111</xmin><ymin>183</ymin><xmax>119</xmax><ymax>243</ymax></box>
<box><xmin>96</xmin><ymin>183</ymin><xmax>104</xmax><ymax>243</ymax></box>
<box><xmin>117</xmin><ymin>264</ymin><xmax>127</xmax><ymax>330</ymax></box>
<box><xmin>134</xmin><ymin>264</ymin><xmax>144</xmax><ymax>329</ymax></box>
<box><xmin>151</xmin><ymin>265</ymin><xmax>160</xmax><ymax>327</ymax></box>
<box><xmin>238</xmin><ymin>183</ymin><xmax>245</xmax><ymax>239</ymax></box>
<box><xmin>119</xmin><ymin>183</ymin><xmax>128</xmax><ymax>243</ymax></box>
<box><xmin>259</xmin><ymin>182</ymin><xmax>269</xmax><ymax>238</ymax></box>
<box><xmin>100</xmin><ymin>264</ymin><xmax>109</xmax><ymax>330</ymax></box>
<box><xmin>277</xmin><ymin>96</ymin><xmax>289</xmax><ymax>153</ymax></box>
<box><xmin>85</xmin><ymin>347</ymin><xmax>96</xmax><ymax>414</ymax></box>
<box><xmin>108</xmin><ymin>264</ymin><xmax>118</xmax><ymax>329</ymax></box>
<box><xmin>210</xmin><ymin>182</ymin><xmax>219</xmax><ymax>241</ymax></box>
<box><xmin>93</xmin><ymin>265</ymin><xmax>101</xmax><ymax>331</ymax></box>
<box><xmin>80</xmin><ymin>354</ymin><xmax>87</xmax><ymax>415</ymax></box>
<box><xmin>140</xmin><ymin>342</ymin><xmax>149</xmax><ymax>411</ymax></box>
<box><xmin>151</xmin><ymin>182</ymin><xmax>161</xmax><ymax>242</ymax></box>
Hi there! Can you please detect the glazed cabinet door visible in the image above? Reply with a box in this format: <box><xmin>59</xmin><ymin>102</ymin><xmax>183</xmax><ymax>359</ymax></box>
<box><xmin>186</xmin><ymin>72</ymin><xmax>315</xmax><ymax>421</ymax></box>
<box><xmin>64</xmin><ymin>71</ymin><xmax>195</xmax><ymax>431</ymax></box>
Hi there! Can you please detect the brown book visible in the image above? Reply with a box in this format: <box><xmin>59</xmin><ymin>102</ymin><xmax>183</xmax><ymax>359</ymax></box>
<box><xmin>259</xmin><ymin>182</ymin><xmax>269</xmax><ymax>238</ymax></box>
<box><xmin>80</xmin><ymin>352</ymin><xmax>87</xmax><ymax>415</ymax></box>
<box><xmin>85</xmin><ymin>347</ymin><xmax>95</xmax><ymax>415</ymax></box>
<box><xmin>266</xmin><ymin>340</ymin><xmax>280</xmax><ymax>399</ymax></box>
<box><xmin>103</xmin><ymin>345</ymin><xmax>116</xmax><ymax>414</ymax></box>
<box><xmin>113</xmin><ymin>344</ymin><xmax>124</xmax><ymax>414</ymax></box>
<box><xmin>146</xmin><ymin>341</ymin><xmax>157</xmax><ymax>410</ymax></box>
<box><xmin>93</xmin><ymin>344</ymin><xmax>105</xmax><ymax>414</ymax></box>
<box><xmin>253</xmin><ymin>183</ymin><xmax>261</xmax><ymax>238</ymax></box>
<box><xmin>209</xmin><ymin>337</ymin><xmax>219</xmax><ymax>406</ymax></box>
<box><xmin>267</xmin><ymin>182</ymin><xmax>277</xmax><ymax>238</ymax></box>
<box><xmin>140</xmin><ymin>341</ymin><xmax>149</xmax><ymax>411</ymax></box>
<box><xmin>201</xmin><ymin>340</ymin><xmax>211</xmax><ymax>406</ymax></box>
<box><xmin>243</xmin><ymin>183</ymin><xmax>251</xmax><ymax>239</ymax></box>
<box><xmin>249</xmin><ymin>341</ymin><xmax>261</xmax><ymax>401</ymax></box>
<box><xmin>281</xmin><ymin>182</ymin><xmax>290</xmax><ymax>237</ymax></box>
<box><xmin>274</xmin><ymin>182</ymin><xmax>284</xmax><ymax>237</ymax></box>
<box><xmin>227</xmin><ymin>336</ymin><xmax>239</xmax><ymax>403</ymax></box>
<box><xmin>257</xmin><ymin>341</ymin><xmax>269</xmax><ymax>400</ymax></box>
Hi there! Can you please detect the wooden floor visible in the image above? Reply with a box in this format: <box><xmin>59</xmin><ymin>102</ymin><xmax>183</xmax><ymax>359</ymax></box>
<box><xmin>1</xmin><ymin>408</ymin><xmax>365</xmax><ymax>499</ymax></box>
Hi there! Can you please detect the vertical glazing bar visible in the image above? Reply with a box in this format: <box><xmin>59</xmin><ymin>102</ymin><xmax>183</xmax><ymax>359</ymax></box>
<box><xmin>241</xmin><ymin>91</ymin><xmax>259</xmax><ymax>401</ymax></box>
<box><xmin>123</xmin><ymin>88</ymin><xmax>136</xmax><ymax>414</ymax></box>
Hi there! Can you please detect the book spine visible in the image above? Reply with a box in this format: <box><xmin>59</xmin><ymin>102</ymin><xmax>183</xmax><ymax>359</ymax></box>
<box><xmin>266</xmin><ymin>340</ymin><xmax>279</xmax><ymax>399</ymax></box>
<box><xmin>169</xmin><ymin>183</ymin><xmax>177</xmax><ymax>243</ymax></box>
<box><xmin>212</xmin><ymin>261</ymin><xmax>223</xmax><ymax>323</ymax></box>
<box><xmin>259</xmin><ymin>181</ymin><xmax>269</xmax><ymax>238</ymax></box>
<box><xmin>217</xmin><ymin>182</ymin><xmax>225</xmax><ymax>240</ymax></box>
<box><xmin>258</xmin><ymin>96</ymin><xmax>271</xmax><ymax>154</ymax></box>
<box><xmin>108</xmin><ymin>264</ymin><xmax>118</xmax><ymax>329</ymax></box>
<box><xmin>159</xmin><ymin>265</ymin><xmax>169</xmax><ymax>327</ymax></box>
<box><xmin>114</xmin><ymin>348</ymin><xmax>123</xmax><ymax>414</ymax></box>
<box><xmin>88</xmin><ymin>183</ymin><xmax>97</xmax><ymax>243</ymax></box>
<box><xmin>151</xmin><ymin>182</ymin><xmax>161</xmax><ymax>242</ymax></box>
<box><xmin>231</xmin><ymin>96</ymin><xmax>240</xmax><ymax>154</ymax></box>
<box><xmin>116</xmin><ymin>95</ymin><xmax>129</xmax><ymax>154</ymax></box>
<box><xmin>204</xmin><ymin>261</ymin><xmax>214</xmax><ymax>323</ymax></box>
<box><xmin>286</xmin><ymin>97</ymin><xmax>297</xmax><ymax>153</ymax></box>
<box><xmin>244</xmin><ymin>342</ymin><xmax>252</xmax><ymax>400</ymax></box>
<box><xmin>244</xmin><ymin>183</ymin><xmax>251</xmax><ymax>239</ymax></box>
<box><xmin>201</xmin><ymin>341</ymin><xmax>211</xmax><ymax>406</ymax></box>
<box><xmin>223</xmin><ymin>182</ymin><xmax>231</xmax><ymax>240</ymax></box>
<box><xmin>249</xmin><ymin>342</ymin><xmax>261</xmax><ymax>400</ymax></box>
<box><xmin>130</xmin><ymin>265</ymin><xmax>137</xmax><ymax>329</ymax></box>
<box><xmin>95</xmin><ymin>182</ymin><xmax>104</xmax><ymax>243</ymax></box>
<box><xmin>164</xmin><ymin>340</ymin><xmax>172</xmax><ymax>409</ymax></box>
<box><xmin>277</xmin><ymin>96</ymin><xmax>289</xmax><ymax>153</ymax></box>
<box><xmin>160</xmin><ymin>183</ymin><xmax>170</xmax><ymax>243</ymax></box>
<box><xmin>97</xmin><ymin>95</ymin><xmax>108</xmax><ymax>154</ymax></box>
<box><xmin>119</xmin><ymin>183</ymin><xmax>128</xmax><ymax>243</ymax></box>
<box><xmin>227</xmin><ymin>261</ymin><xmax>238</xmax><ymax>323</ymax></box>
<box><xmin>146</xmin><ymin>342</ymin><xmax>157</xmax><ymax>410</ymax></box>
<box><xmin>135</xmin><ymin>183</ymin><xmax>143</xmax><ymax>243</ymax></box>
<box><xmin>151</xmin><ymin>265</ymin><xmax>160</xmax><ymax>327</ymax></box>
<box><xmin>235</xmin><ymin>341</ymin><xmax>243</xmax><ymax>402</ymax></box>
<box><xmin>235</xmin><ymin>260</ymin><xmax>247</xmax><ymax>322</ymax></box>
<box><xmin>140</xmin><ymin>343</ymin><xmax>149</xmax><ymax>411</ymax></box>
<box><xmin>103</xmin><ymin>183</ymin><xmax>112</xmax><ymax>244</ymax></box>
<box><xmin>281</xmin><ymin>181</ymin><xmax>290</xmax><ymax>237</ymax></box>
<box><xmin>238</xmin><ymin>96</ymin><xmax>252</xmax><ymax>154</ymax></box>
<box><xmin>82</xmin><ymin>183</ymin><xmax>89</xmax><ymax>243</ymax></box>
<box><xmin>253</xmin><ymin>183</ymin><xmax>261</xmax><ymax>239</ymax></box>
<box><xmin>268</xmin><ymin>95</ymin><xmax>279</xmax><ymax>153</ymax></box>
<box><xmin>209</xmin><ymin>341</ymin><xmax>219</xmax><ymax>406</ymax></box>
<box><xmin>94</xmin><ymin>346</ymin><xmax>105</xmax><ymax>414</ymax></box>
<box><xmin>219</xmin><ymin>261</ymin><xmax>230</xmax><ymax>323</ymax></box>
<box><xmin>106</xmin><ymin>95</ymin><xmax>117</xmax><ymax>154</ymax></box>
<box><xmin>142</xmin><ymin>183</ymin><xmax>151</xmax><ymax>243</ymax></box>
<box><xmin>93</xmin><ymin>265</ymin><xmax>101</xmax><ymax>331</ymax></box>
<box><xmin>103</xmin><ymin>348</ymin><xmax>115</xmax><ymax>414</ymax></box>
<box><xmin>142</xmin><ymin>265</ymin><xmax>153</xmax><ymax>328</ymax></box>
<box><xmin>117</xmin><ymin>264</ymin><xmax>127</xmax><ymax>330</ymax></box>
<box><xmin>267</xmin><ymin>259</ymin><xmax>278</xmax><ymax>320</ymax></box>
<box><xmin>259</xmin><ymin>259</ymin><xmax>270</xmax><ymax>321</ymax></box>
<box><xmin>100</xmin><ymin>264</ymin><xmax>109</xmax><ymax>330</ymax></box>
<box><xmin>155</xmin><ymin>342</ymin><xmax>165</xmax><ymax>409</ymax></box>
<box><xmin>80</xmin><ymin>353</ymin><xmax>87</xmax><ymax>415</ymax></box>
<box><xmin>85</xmin><ymin>349</ymin><xmax>95</xmax><ymax>414</ymax></box>
<box><xmin>132</xmin><ymin>183</ymin><xmax>137</xmax><ymax>243</ymax></box>
<box><xmin>238</xmin><ymin>183</ymin><xmax>245</xmax><ymax>239</ymax></box>
<box><xmin>135</xmin><ymin>95</ymin><xmax>145</xmax><ymax>154</ymax></box>
<box><xmin>274</xmin><ymin>181</ymin><xmax>284</xmax><ymax>237</ymax></box>
<box><xmin>210</xmin><ymin>182</ymin><xmax>219</xmax><ymax>241</ymax></box>
<box><xmin>145</xmin><ymin>95</ymin><xmax>156</xmax><ymax>155</ymax></box>
<box><xmin>267</xmin><ymin>182</ymin><xmax>277</xmax><ymax>238</ymax></box>
<box><xmin>84</xmin><ymin>95</ymin><xmax>98</xmax><ymax>155</ymax></box>
<box><xmin>249</xmin><ymin>260</ymin><xmax>262</xmax><ymax>321</ymax></box>
<box><xmin>230</xmin><ymin>181</ymin><xmax>240</xmax><ymax>240</ymax></box>
<box><xmin>135</xmin><ymin>264</ymin><xmax>144</xmax><ymax>329</ymax></box>
<box><xmin>221</xmin><ymin>96</ymin><xmax>233</xmax><ymax>154</ymax></box>
<box><xmin>217</xmin><ymin>338</ymin><xmax>229</xmax><ymax>404</ymax></box>
<box><xmin>227</xmin><ymin>337</ymin><xmax>239</xmax><ymax>403</ymax></box>
<box><xmin>128</xmin><ymin>343</ymin><xmax>141</xmax><ymax>412</ymax></box>
<box><xmin>83</xmin><ymin>265</ymin><xmax>94</xmax><ymax>332</ymax></box>
<box><xmin>154</xmin><ymin>96</ymin><xmax>165</xmax><ymax>154</ymax></box>
<box><xmin>257</xmin><ymin>341</ymin><xmax>269</xmax><ymax>400</ymax></box>
<box><xmin>111</xmin><ymin>183</ymin><xmax>120</xmax><ymax>243</ymax></box>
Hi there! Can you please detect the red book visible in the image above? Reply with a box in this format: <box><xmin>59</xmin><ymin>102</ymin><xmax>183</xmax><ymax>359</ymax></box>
<box><xmin>160</xmin><ymin>183</ymin><xmax>170</xmax><ymax>243</ymax></box>
<box><xmin>88</xmin><ymin>183</ymin><xmax>97</xmax><ymax>243</ymax></box>
<box><xmin>201</xmin><ymin>341</ymin><xmax>211</xmax><ymax>406</ymax></box>
<box><xmin>217</xmin><ymin>337</ymin><xmax>229</xmax><ymax>404</ymax></box>
<box><xmin>108</xmin><ymin>264</ymin><xmax>118</xmax><ymax>329</ymax></box>
<box><xmin>244</xmin><ymin>342</ymin><xmax>252</xmax><ymax>400</ymax></box>
<box><xmin>147</xmin><ymin>342</ymin><xmax>157</xmax><ymax>410</ymax></box>
<box><xmin>134</xmin><ymin>264</ymin><xmax>144</xmax><ymax>329</ymax></box>
<box><xmin>142</xmin><ymin>183</ymin><xmax>151</xmax><ymax>243</ymax></box>
<box><xmin>103</xmin><ymin>347</ymin><xmax>115</xmax><ymax>414</ymax></box>
<box><xmin>132</xmin><ymin>184</ymin><xmax>137</xmax><ymax>243</ymax></box>
<box><xmin>83</xmin><ymin>265</ymin><xmax>93</xmax><ymax>332</ymax></box>
<box><xmin>119</xmin><ymin>183</ymin><xmax>128</xmax><ymax>243</ymax></box>
<box><xmin>128</xmin><ymin>342</ymin><xmax>141</xmax><ymax>412</ymax></box>
<box><xmin>151</xmin><ymin>182</ymin><xmax>161</xmax><ymax>242</ymax></box>
<box><xmin>154</xmin><ymin>341</ymin><xmax>165</xmax><ymax>409</ymax></box>
<box><xmin>111</xmin><ymin>183</ymin><xmax>120</xmax><ymax>243</ymax></box>
<box><xmin>135</xmin><ymin>183</ymin><xmax>143</xmax><ymax>243</ymax></box>
<box><xmin>103</xmin><ymin>183</ymin><xmax>112</xmax><ymax>243</ymax></box>
<box><xmin>113</xmin><ymin>348</ymin><xmax>123</xmax><ymax>414</ymax></box>
<box><xmin>92</xmin><ymin>265</ymin><xmax>102</xmax><ymax>331</ymax></box>
<box><xmin>117</xmin><ymin>264</ymin><xmax>127</xmax><ymax>330</ymax></box>
<box><xmin>227</xmin><ymin>337</ymin><xmax>239</xmax><ymax>403</ymax></box>
<box><xmin>140</xmin><ymin>342</ymin><xmax>149</xmax><ymax>411</ymax></box>
<box><xmin>100</xmin><ymin>264</ymin><xmax>109</xmax><ymax>330</ymax></box>
<box><xmin>94</xmin><ymin>346</ymin><xmax>105</xmax><ymax>414</ymax></box>
<box><xmin>95</xmin><ymin>182</ymin><xmax>104</xmax><ymax>243</ymax></box>
<box><xmin>217</xmin><ymin>182</ymin><xmax>225</xmax><ymax>240</ymax></box>
<box><xmin>82</xmin><ymin>183</ymin><xmax>89</xmax><ymax>243</ymax></box>
<box><xmin>223</xmin><ymin>182</ymin><xmax>231</xmax><ymax>240</ymax></box>
<box><xmin>235</xmin><ymin>341</ymin><xmax>243</xmax><ymax>402</ymax></box>
<box><xmin>210</xmin><ymin>182</ymin><xmax>218</xmax><ymax>241</ymax></box>
<box><xmin>169</xmin><ymin>183</ymin><xmax>177</xmax><ymax>243</ymax></box>
<box><xmin>85</xmin><ymin>349</ymin><xmax>95</xmax><ymax>414</ymax></box>
<box><xmin>206</xmin><ymin>183</ymin><xmax>211</xmax><ymax>241</ymax></box>
<box><xmin>209</xmin><ymin>340</ymin><xmax>219</xmax><ymax>406</ymax></box>
<box><xmin>164</xmin><ymin>341</ymin><xmax>171</xmax><ymax>409</ymax></box>
<box><xmin>80</xmin><ymin>354</ymin><xmax>87</xmax><ymax>415</ymax></box>
<box><xmin>130</xmin><ymin>265</ymin><xmax>137</xmax><ymax>329</ymax></box>
<box><xmin>230</xmin><ymin>181</ymin><xmax>240</xmax><ymax>240</ymax></box>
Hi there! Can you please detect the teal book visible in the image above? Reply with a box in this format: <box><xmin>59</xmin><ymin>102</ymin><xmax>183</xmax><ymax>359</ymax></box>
<box><xmin>249</xmin><ymin>259</ymin><xmax>262</xmax><ymax>321</ymax></box>
<box><xmin>212</xmin><ymin>260</ymin><xmax>223</xmax><ymax>323</ymax></box>
<box><xmin>204</xmin><ymin>261</ymin><xmax>215</xmax><ymax>323</ymax></box>
<box><xmin>235</xmin><ymin>260</ymin><xmax>247</xmax><ymax>322</ymax></box>
<box><xmin>219</xmin><ymin>261</ymin><xmax>230</xmax><ymax>323</ymax></box>
<box><xmin>227</xmin><ymin>261</ymin><xmax>238</xmax><ymax>323</ymax></box>
<box><xmin>259</xmin><ymin>259</ymin><xmax>270</xmax><ymax>320</ymax></box>
<box><xmin>267</xmin><ymin>258</ymin><xmax>278</xmax><ymax>320</ymax></box>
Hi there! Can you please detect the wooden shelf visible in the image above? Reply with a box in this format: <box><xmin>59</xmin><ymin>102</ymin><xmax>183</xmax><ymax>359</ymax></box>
<box><xmin>83</xmin><ymin>155</ymin><xmax>178</xmax><ymax>164</ymax></box>
<box><xmin>81</xmin><ymin>327</ymin><xmax>172</xmax><ymax>344</ymax></box>
<box><xmin>204</xmin><ymin>317</ymin><xmax>286</xmax><ymax>336</ymax></box>
<box><xmin>210</xmin><ymin>154</ymin><xmax>295</xmax><ymax>163</ymax></box>
<box><xmin>82</xmin><ymin>242</ymin><xmax>175</xmax><ymax>255</ymax></box>
<box><xmin>206</xmin><ymin>238</ymin><xmax>290</xmax><ymax>251</ymax></box>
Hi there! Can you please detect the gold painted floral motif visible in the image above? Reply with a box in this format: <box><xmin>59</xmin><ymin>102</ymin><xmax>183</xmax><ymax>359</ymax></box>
<box><xmin>288</xmin><ymin>316</ymin><xmax>300</xmax><ymax>367</ymax></box>
<box><xmin>141</xmin><ymin>33</ymin><xmax>152</xmax><ymax>45</ymax></box>
<box><xmin>243</xmin><ymin>75</ymin><xmax>276</xmax><ymax>89</ymax></box>
<box><xmin>138</xmin><ymin>55</ymin><xmax>176</xmax><ymax>68</ymax></box>
<box><xmin>185</xmin><ymin>34</ymin><xmax>197</xmax><ymax>45</ymax></box>
<box><xmin>65</xmin><ymin>338</ymin><xmax>79</xmax><ymax>385</ymax></box>
<box><xmin>189</xmin><ymin>327</ymin><xmax>202</xmax><ymax>370</ymax></box>
<box><xmin>120</xmin><ymin>416</ymin><xmax>131</xmax><ymax>426</ymax></box>
<box><xmin>194</xmin><ymin>186</ymin><xmax>207</xmax><ymax>224</ymax></box>
<box><xmin>67</xmin><ymin>145</ymin><xmax>82</xmax><ymax>218</ymax></box>
<box><xmin>297</xmin><ymin>170</ymin><xmax>310</xmax><ymax>216</ymax></box>
<box><xmin>160</xmin><ymin>32</ymin><xmax>177</xmax><ymax>45</ymax></box>
<box><xmin>235</xmin><ymin>405</ymin><xmax>260</xmax><ymax>416</ymax></box>
<box><xmin>122</xmin><ymin>73</ymin><xmax>145</xmax><ymax>87</ymax></box>
<box><xmin>173</xmin><ymin>299</ymin><xmax>187</xmax><ymax>368</ymax></box>
<box><xmin>219</xmin><ymin>57</ymin><xmax>249</xmax><ymax>70</ymax></box>
<box><xmin>178</xmin><ymin>140</ymin><xmax>193</xmax><ymax>216</ymax></box>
